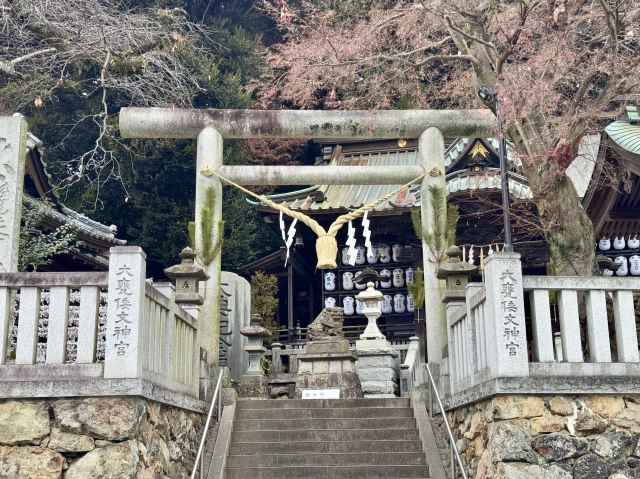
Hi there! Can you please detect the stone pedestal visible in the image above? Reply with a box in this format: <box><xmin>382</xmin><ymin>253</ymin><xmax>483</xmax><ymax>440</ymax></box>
<box><xmin>237</xmin><ymin>375</ymin><xmax>267</xmax><ymax>398</ymax></box>
<box><xmin>295</xmin><ymin>339</ymin><xmax>362</xmax><ymax>399</ymax></box>
<box><xmin>356</xmin><ymin>338</ymin><xmax>399</xmax><ymax>398</ymax></box>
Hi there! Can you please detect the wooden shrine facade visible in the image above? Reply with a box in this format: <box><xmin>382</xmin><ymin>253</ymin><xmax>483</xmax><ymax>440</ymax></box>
<box><xmin>242</xmin><ymin>136</ymin><xmax>545</xmax><ymax>344</ymax></box>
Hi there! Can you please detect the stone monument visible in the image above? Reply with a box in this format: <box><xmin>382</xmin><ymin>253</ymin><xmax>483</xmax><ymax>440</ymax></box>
<box><xmin>354</xmin><ymin>280</ymin><xmax>399</xmax><ymax>397</ymax></box>
<box><xmin>295</xmin><ymin>307</ymin><xmax>362</xmax><ymax>399</ymax></box>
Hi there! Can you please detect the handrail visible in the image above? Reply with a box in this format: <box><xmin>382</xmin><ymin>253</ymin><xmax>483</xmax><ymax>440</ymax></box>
<box><xmin>190</xmin><ymin>370</ymin><xmax>224</xmax><ymax>479</ymax></box>
<box><xmin>424</xmin><ymin>363</ymin><xmax>468</xmax><ymax>479</ymax></box>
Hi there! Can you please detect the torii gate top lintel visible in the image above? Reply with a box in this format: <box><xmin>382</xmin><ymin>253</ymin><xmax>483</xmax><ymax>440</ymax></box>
<box><xmin>119</xmin><ymin>107</ymin><xmax>496</xmax><ymax>140</ymax></box>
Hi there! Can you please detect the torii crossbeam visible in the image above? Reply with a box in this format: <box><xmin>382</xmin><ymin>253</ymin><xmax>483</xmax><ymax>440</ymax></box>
<box><xmin>119</xmin><ymin>107</ymin><xmax>496</xmax><ymax>366</ymax></box>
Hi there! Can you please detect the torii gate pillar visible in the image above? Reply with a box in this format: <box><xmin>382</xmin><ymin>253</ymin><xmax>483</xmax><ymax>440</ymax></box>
<box><xmin>195</xmin><ymin>127</ymin><xmax>223</xmax><ymax>365</ymax></box>
<box><xmin>419</xmin><ymin>128</ymin><xmax>447</xmax><ymax>363</ymax></box>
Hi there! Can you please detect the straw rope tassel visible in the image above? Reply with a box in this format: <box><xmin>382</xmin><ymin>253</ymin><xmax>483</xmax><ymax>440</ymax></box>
<box><xmin>203</xmin><ymin>168</ymin><xmax>424</xmax><ymax>269</ymax></box>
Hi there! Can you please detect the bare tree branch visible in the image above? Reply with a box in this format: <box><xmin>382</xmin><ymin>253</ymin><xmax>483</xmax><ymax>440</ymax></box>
<box><xmin>415</xmin><ymin>53</ymin><xmax>480</xmax><ymax>67</ymax></box>
<box><xmin>0</xmin><ymin>47</ymin><xmax>57</xmax><ymax>75</ymax></box>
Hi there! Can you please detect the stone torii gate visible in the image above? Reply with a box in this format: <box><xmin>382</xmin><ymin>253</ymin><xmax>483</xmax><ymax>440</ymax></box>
<box><xmin>119</xmin><ymin>107</ymin><xmax>495</xmax><ymax>366</ymax></box>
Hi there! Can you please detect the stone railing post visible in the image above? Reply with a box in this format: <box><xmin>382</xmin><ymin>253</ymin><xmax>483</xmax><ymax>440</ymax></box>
<box><xmin>483</xmin><ymin>252</ymin><xmax>529</xmax><ymax>377</ymax></box>
<box><xmin>270</xmin><ymin>342</ymin><xmax>284</xmax><ymax>375</ymax></box>
<box><xmin>437</xmin><ymin>246</ymin><xmax>477</xmax><ymax>393</ymax></box>
<box><xmin>104</xmin><ymin>246</ymin><xmax>147</xmax><ymax>379</ymax></box>
<box><xmin>0</xmin><ymin>115</ymin><xmax>28</xmax><ymax>273</ymax></box>
<box><xmin>400</xmin><ymin>336</ymin><xmax>420</xmax><ymax>397</ymax></box>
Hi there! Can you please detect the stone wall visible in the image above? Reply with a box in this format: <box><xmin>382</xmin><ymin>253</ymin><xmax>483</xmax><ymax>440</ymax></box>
<box><xmin>0</xmin><ymin>397</ymin><xmax>204</xmax><ymax>478</ymax></box>
<box><xmin>449</xmin><ymin>395</ymin><xmax>640</xmax><ymax>479</ymax></box>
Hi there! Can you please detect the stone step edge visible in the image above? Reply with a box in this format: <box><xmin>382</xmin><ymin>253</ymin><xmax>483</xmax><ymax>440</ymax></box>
<box><xmin>236</xmin><ymin>415</ymin><xmax>415</xmax><ymax>421</ymax></box>
<box><xmin>234</xmin><ymin>427</ymin><xmax>418</xmax><ymax>432</ymax></box>
<box><xmin>238</xmin><ymin>396</ymin><xmax>409</xmax><ymax>404</ymax></box>
<box><xmin>232</xmin><ymin>427</ymin><xmax>418</xmax><ymax>433</ymax></box>
<box><xmin>235</xmin><ymin>407</ymin><xmax>412</xmax><ymax>411</ymax></box>
<box><xmin>227</xmin><ymin>451</ymin><xmax>425</xmax><ymax>457</ymax></box>
<box><xmin>236</xmin><ymin>407</ymin><xmax>412</xmax><ymax>412</ymax></box>
<box><xmin>225</xmin><ymin>465</ymin><xmax>430</xmax><ymax>469</ymax></box>
<box><xmin>236</xmin><ymin>400</ymin><xmax>410</xmax><ymax>409</ymax></box>
<box><xmin>230</xmin><ymin>439</ymin><xmax>423</xmax><ymax>445</ymax></box>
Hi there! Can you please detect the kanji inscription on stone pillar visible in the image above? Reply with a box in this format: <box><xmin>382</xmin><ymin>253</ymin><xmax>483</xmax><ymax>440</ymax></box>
<box><xmin>104</xmin><ymin>246</ymin><xmax>146</xmax><ymax>379</ymax></box>
<box><xmin>484</xmin><ymin>252</ymin><xmax>529</xmax><ymax>377</ymax></box>
<box><xmin>0</xmin><ymin>116</ymin><xmax>28</xmax><ymax>273</ymax></box>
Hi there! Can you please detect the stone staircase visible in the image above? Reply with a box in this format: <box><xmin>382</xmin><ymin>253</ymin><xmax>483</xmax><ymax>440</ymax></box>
<box><xmin>224</xmin><ymin>398</ymin><xmax>433</xmax><ymax>479</ymax></box>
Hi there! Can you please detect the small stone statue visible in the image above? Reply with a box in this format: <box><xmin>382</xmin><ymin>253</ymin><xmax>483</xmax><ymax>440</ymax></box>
<box><xmin>307</xmin><ymin>307</ymin><xmax>345</xmax><ymax>341</ymax></box>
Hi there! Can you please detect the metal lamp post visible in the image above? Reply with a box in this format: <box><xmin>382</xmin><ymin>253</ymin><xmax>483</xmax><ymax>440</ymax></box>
<box><xmin>478</xmin><ymin>87</ymin><xmax>514</xmax><ymax>253</ymax></box>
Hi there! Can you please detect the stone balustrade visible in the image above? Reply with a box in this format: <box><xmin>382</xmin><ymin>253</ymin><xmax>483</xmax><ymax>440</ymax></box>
<box><xmin>0</xmin><ymin>246</ymin><xmax>203</xmax><ymax>412</ymax></box>
<box><xmin>448</xmin><ymin>285</ymin><xmax>487</xmax><ymax>394</ymax></box>
<box><xmin>524</xmin><ymin>275</ymin><xmax>640</xmax><ymax>365</ymax></box>
<box><xmin>400</xmin><ymin>336</ymin><xmax>423</xmax><ymax>397</ymax></box>
<box><xmin>445</xmin><ymin>252</ymin><xmax>640</xmax><ymax>409</ymax></box>
<box><xmin>0</xmin><ymin>271</ymin><xmax>108</xmax><ymax>367</ymax></box>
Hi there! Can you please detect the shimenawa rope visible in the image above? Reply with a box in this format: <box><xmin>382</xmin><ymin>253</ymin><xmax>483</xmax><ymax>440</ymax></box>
<box><xmin>202</xmin><ymin>168</ymin><xmax>424</xmax><ymax>269</ymax></box>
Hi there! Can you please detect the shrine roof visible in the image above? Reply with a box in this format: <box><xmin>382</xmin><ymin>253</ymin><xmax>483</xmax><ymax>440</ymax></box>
<box><xmin>583</xmin><ymin>107</ymin><xmax>640</xmax><ymax>238</ymax></box>
<box><xmin>252</xmin><ymin>138</ymin><xmax>531</xmax><ymax>214</ymax></box>
<box><xmin>23</xmin><ymin>132</ymin><xmax>126</xmax><ymax>268</ymax></box>
<box><xmin>605</xmin><ymin>106</ymin><xmax>640</xmax><ymax>176</ymax></box>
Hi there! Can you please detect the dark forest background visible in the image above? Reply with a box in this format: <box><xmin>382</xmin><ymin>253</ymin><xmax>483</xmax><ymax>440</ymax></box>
<box><xmin>1</xmin><ymin>0</ymin><xmax>285</xmax><ymax>277</ymax></box>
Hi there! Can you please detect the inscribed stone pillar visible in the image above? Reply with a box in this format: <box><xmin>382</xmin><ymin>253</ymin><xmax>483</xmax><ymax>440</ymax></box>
<box><xmin>0</xmin><ymin>115</ymin><xmax>28</xmax><ymax>273</ymax></box>
<box><xmin>221</xmin><ymin>271</ymin><xmax>251</xmax><ymax>380</ymax></box>
<box><xmin>195</xmin><ymin>127</ymin><xmax>223</xmax><ymax>366</ymax></box>
<box><xmin>419</xmin><ymin>127</ymin><xmax>447</xmax><ymax>363</ymax></box>
<box><xmin>104</xmin><ymin>246</ymin><xmax>147</xmax><ymax>379</ymax></box>
<box><xmin>483</xmin><ymin>252</ymin><xmax>529</xmax><ymax>377</ymax></box>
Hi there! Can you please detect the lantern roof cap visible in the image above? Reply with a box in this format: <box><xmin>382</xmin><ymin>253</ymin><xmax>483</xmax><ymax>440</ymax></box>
<box><xmin>437</xmin><ymin>245</ymin><xmax>477</xmax><ymax>279</ymax></box>
<box><xmin>164</xmin><ymin>246</ymin><xmax>209</xmax><ymax>280</ymax></box>
<box><xmin>240</xmin><ymin>325</ymin><xmax>272</xmax><ymax>337</ymax></box>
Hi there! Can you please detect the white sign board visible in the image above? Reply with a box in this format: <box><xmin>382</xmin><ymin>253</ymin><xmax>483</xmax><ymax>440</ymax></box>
<box><xmin>301</xmin><ymin>388</ymin><xmax>340</xmax><ymax>399</ymax></box>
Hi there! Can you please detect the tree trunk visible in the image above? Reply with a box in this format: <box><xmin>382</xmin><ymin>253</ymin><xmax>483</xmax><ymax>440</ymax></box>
<box><xmin>524</xmin><ymin>163</ymin><xmax>595</xmax><ymax>276</ymax></box>
<box><xmin>448</xmin><ymin>17</ymin><xmax>596</xmax><ymax>277</ymax></box>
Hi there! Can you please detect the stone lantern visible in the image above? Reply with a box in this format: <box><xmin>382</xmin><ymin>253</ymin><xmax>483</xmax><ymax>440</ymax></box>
<box><xmin>357</xmin><ymin>282</ymin><xmax>385</xmax><ymax>340</ymax></box>
<box><xmin>437</xmin><ymin>245</ymin><xmax>478</xmax><ymax>361</ymax></box>
<box><xmin>164</xmin><ymin>246</ymin><xmax>209</xmax><ymax>306</ymax></box>
<box><xmin>354</xmin><ymin>272</ymin><xmax>398</xmax><ymax>398</ymax></box>
<box><xmin>240</xmin><ymin>315</ymin><xmax>271</xmax><ymax>376</ymax></box>
<box><xmin>437</xmin><ymin>245</ymin><xmax>478</xmax><ymax>302</ymax></box>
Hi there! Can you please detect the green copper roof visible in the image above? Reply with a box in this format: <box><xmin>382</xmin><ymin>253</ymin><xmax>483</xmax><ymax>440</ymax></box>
<box><xmin>250</xmin><ymin>139</ymin><xmax>531</xmax><ymax>213</ymax></box>
<box><xmin>605</xmin><ymin>120</ymin><xmax>640</xmax><ymax>157</ymax></box>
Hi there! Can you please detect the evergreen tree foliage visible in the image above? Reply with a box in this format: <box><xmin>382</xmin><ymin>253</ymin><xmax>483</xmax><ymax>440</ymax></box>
<box><xmin>19</xmin><ymin>201</ymin><xmax>77</xmax><ymax>272</ymax></box>
<box><xmin>1</xmin><ymin>0</ymin><xmax>280</xmax><ymax>277</ymax></box>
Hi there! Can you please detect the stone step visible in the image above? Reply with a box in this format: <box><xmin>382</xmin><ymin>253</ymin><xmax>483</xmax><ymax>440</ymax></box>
<box><xmin>230</xmin><ymin>440</ymin><xmax>423</xmax><ymax>455</ymax></box>
<box><xmin>232</xmin><ymin>428</ymin><xmax>418</xmax><ymax>443</ymax></box>
<box><xmin>239</xmin><ymin>407</ymin><xmax>413</xmax><ymax>420</ymax></box>
<box><xmin>235</xmin><ymin>417</ymin><xmax>416</xmax><ymax>431</ymax></box>
<box><xmin>227</xmin><ymin>451</ymin><xmax>427</xmax><ymax>468</ymax></box>
<box><xmin>236</xmin><ymin>398</ymin><xmax>410</xmax><ymax>410</ymax></box>
<box><xmin>224</xmin><ymin>465</ymin><xmax>429</xmax><ymax>479</ymax></box>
